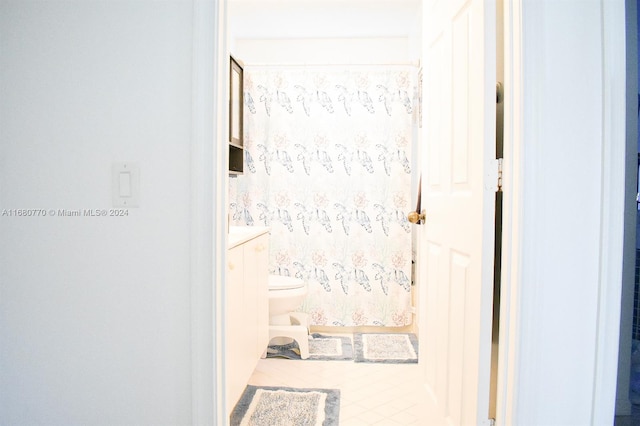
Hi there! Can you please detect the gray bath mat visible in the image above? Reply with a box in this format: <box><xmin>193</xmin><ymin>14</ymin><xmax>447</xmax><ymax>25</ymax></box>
<box><xmin>353</xmin><ymin>332</ymin><xmax>419</xmax><ymax>363</ymax></box>
<box><xmin>230</xmin><ymin>385</ymin><xmax>340</xmax><ymax>426</ymax></box>
<box><xmin>266</xmin><ymin>333</ymin><xmax>353</xmax><ymax>361</ymax></box>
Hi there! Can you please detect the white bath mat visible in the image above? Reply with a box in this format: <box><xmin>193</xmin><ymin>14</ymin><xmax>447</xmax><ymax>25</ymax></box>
<box><xmin>230</xmin><ymin>386</ymin><xmax>340</xmax><ymax>426</ymax></box>
<box><xmin>353</xmin><ymin>333</ymin><xmax>419</xmax><ymax>363</ymax></box>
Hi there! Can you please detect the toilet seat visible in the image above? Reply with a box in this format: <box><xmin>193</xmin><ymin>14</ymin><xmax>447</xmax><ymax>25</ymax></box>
<box><xmin>268</xmin><ymin>275</ymin><xmax>305</xmax><ymax>291</ymax></box>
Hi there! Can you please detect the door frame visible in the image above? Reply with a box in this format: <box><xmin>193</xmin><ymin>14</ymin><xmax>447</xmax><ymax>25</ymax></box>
<box><xmin>190</xmin><ymin>0</ymin><xmax>228</xmax><ymax>424</ymax></box>
<box><xmin>617</xmin><ymin>0</ymin><xmax>640</xmax><ymax>416</ymax></box>
<box><xmin>496</xmin><ymin>0</ymin><xmax>626</xmax><ymax>424</ymax></box>
<box><xmin>493</xmin><ymin>1</ymin><xmax>522</xmax><ymax>422</ymax></box>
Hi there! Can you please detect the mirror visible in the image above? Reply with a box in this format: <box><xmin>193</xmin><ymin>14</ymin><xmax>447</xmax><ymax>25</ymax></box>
<box><xmin>229</xmin><ymin>56</ymin><xmax>243</xmax><ymax>147</ymax></box>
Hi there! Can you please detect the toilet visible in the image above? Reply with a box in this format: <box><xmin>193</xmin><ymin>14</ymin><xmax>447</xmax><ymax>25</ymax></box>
<box><xmin>265</xmin><ymin>275</ymin><xmax>310</xmax><ymax>359</ymax></box>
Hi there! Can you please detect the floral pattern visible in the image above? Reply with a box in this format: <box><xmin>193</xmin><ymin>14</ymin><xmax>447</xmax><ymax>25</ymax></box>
<box><xmin>230</xmin><ymin>67</ymin><xmax>416</xmax><ymax>327</ymax></box>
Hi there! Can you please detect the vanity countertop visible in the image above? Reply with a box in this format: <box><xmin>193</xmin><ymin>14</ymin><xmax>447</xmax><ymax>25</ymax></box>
<box><xmin>228</xmin><ymin>226</ymin><xmax>270</xmax><ymax>249</ymax></box>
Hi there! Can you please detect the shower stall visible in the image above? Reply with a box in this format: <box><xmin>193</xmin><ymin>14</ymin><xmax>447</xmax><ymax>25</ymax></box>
<box><xmin>229</xmin><ymin>65</ymin><xmax>419</xmax><ymax>328</ymax></box>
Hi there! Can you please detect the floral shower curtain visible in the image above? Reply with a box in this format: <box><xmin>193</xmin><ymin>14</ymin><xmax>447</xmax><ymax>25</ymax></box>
<box><xmin>230</xmin><ymin>66</ymin><xmax>415</xmax><ymax>327</ymax></box>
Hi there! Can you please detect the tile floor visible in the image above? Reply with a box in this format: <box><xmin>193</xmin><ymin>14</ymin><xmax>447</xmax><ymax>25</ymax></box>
<box><xmin>245</xmin><ymin>335</ymin><xmax>430</xmax><ymax>425</ymax></box>
<box><xmin>243</xmin><ymin>334</ymin><xmax>640</xmax><ymax>425</ymax></box>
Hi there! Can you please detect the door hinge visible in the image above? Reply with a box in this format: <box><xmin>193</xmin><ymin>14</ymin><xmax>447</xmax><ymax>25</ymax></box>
<box><xmin>497</xmin><ymin>158</ymin><xmax>503</xmax><ymax>191</ymax></box>
<box><xmin>489</xmin><ymin>418</ymin><xmax>496</xmax><ymax>426</ymax></box>
<box><xmin>486</xmin><ymin>158</ymin><xmax>503</xmax><ymax>192</ymax></box>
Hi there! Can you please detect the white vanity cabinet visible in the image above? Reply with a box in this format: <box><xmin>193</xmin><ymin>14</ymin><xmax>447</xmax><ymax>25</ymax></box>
<box><xmin>226</xmin><ymin>227</ymin><xmax>270</xmax><ymax>414</ymax></box>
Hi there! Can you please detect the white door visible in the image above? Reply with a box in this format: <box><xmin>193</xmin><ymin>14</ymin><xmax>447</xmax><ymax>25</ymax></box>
<box><xmin>418</xmin><ymin>0</ymin><xmax>496</xmax><ymax>425</ymax></box>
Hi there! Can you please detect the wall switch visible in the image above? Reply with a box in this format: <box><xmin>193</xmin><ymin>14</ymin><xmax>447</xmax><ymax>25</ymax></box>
<box><xmin>119</xmin><ymin>172</ymin><xmax>132</xmax><ymax>197</ymax></box>
<box><xmin>112</xmin><ymin>162</ymin><xmax>139</xmax><ymax>207</ymax></box>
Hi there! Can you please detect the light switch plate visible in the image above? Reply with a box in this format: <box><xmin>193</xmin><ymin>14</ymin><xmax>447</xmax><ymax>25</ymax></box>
<box><xmin>112</xmin><ymin>162</ymin><xmax>139</xmax><ymax>207</ymax></box>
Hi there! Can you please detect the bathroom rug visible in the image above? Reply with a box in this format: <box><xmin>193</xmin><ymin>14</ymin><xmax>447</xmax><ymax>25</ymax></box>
<box><xmin>265</xmin><ymin>333</ymin><xmax>353</xmax><ymax>361</ymax></box>
<box><xmin>353</xmin><ymin>332</ymin><xmax>419</xmax><ymax>363</ymax></box>
<box><xmin>230</xmin><ymin>385</ymin><xmax>340</xmax><ymax>426</ymax></box>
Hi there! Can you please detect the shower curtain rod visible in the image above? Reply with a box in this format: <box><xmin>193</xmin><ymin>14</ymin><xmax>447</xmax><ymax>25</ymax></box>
<box><xmin>243</xmin><ymin>62</ymin><xmax>419</xmax><ymax>68</ymax></box>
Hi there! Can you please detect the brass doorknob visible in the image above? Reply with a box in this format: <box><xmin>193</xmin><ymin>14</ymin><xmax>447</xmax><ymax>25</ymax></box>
<box><xmin>408</xmin><ymin>210</ymin><xmax>426</xmax><ymax>224</ymax></box>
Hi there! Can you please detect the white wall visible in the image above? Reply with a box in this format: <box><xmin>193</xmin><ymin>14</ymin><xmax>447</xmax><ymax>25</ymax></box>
<box><xmin>0</xmin><ymin>1</ymin><xmax>196</xmax><ymax>424</ymax></box>
<box><xmin>233</xmin><ymin>37</ymin><xmax>415</xmax><ymax>66</ymax></box>
<box><xmin>228</xmin><ymin>0</ymin><xmax>421</xmax><ymax>65</ymax></box>
<box><xmin>229</xmin><ymin>0</ymin><xmax>421</xmax><ymax>39</ymax></box>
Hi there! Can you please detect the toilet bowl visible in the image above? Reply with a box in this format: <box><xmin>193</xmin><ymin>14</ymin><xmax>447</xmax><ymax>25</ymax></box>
<box><xmin>266</xmin><ymin>275</ymin><xmax>310</xmax><ymax>359</ymax></box>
